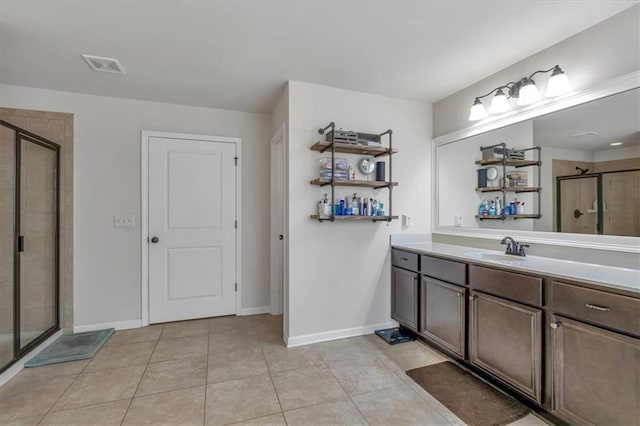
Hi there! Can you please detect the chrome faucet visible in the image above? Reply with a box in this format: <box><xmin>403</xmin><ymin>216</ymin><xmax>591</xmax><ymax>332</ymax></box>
<box><xmin>501</xmin><ymin>236</ymin><xmax>529</xmax><ymax>257</ymax></box>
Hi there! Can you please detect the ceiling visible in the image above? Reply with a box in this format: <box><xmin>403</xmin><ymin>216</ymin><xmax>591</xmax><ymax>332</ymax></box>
<box><xmin>534</xmin><ymin>88</ymin><xmax>640</xmax><ymax>152</ymax></box>
<box><xmin>0</xmin><ymin>1</ymin><xmax>636</xmax><ymax>113</ymax></box>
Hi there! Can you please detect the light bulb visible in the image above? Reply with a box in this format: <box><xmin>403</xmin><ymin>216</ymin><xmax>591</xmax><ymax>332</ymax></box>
<box><xmin>468</xmin><ymin>98</ymin><xmax>488</xmax><ymax>121</ymax></box>
<box><xmin>517</xmin><ymin>79</ymin><xmax>540</xmax><ymax>106</ymax></box>
<box><xmin>490</xmin><ymin>89</ymin><xmax>510</xmax><ymax>114</ymax></box>
<box><xmin>545</xmin><ymin>66</ymin><xmax>572</xmax><ymax>97</ymax></box>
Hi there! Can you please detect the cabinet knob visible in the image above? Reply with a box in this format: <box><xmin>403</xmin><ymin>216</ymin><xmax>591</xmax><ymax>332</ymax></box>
<box><xmin>550</xmin><ymin>322</ymin><xmax>560</xmax><ymax>329</ymax></box>
<box><xmin>469</xmin><ymin>295</ymin><xmax>477</xmax><ymax>301</ymax></box>
<box><xmin>456</xmin><ymin>292</ymin><xmax>463</xmax><ymax>297</ymax></box>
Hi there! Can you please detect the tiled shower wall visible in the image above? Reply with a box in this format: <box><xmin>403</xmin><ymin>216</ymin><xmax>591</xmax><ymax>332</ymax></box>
<box><xmin>0</xmin><ymin>108</ymin><xmax>74</xmax><ymax>348</ymax></box>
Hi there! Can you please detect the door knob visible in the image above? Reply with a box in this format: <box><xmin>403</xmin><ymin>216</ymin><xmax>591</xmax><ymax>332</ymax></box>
<box><xmin>150</xmin><ymin>237</ymin><xmax>159</xmax><ymax>243</ymax></box>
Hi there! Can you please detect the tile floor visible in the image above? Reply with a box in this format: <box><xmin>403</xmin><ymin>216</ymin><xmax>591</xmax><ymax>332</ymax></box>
<box><xmin>0</xmin><ymin>315</ymin><xmax>550</xmax><ymax>425</ymax></box>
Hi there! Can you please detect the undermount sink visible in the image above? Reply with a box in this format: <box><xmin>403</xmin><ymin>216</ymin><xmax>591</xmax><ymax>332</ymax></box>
<box><xmin>465</xmin><ymin>252</ymin><xmax>528</xmax><ymax>262</ymax></box>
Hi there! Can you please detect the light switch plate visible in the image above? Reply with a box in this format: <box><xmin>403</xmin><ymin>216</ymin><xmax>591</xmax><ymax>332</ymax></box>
<box><xmin>402</xmin><ymin>214</ymin><xmax>411</xmax><ymax>228</ymax></box>
<box><xmin>114</xmin><ymin>214</ymin><xmax>135</xmax><ymax>227</ymax></box>
<box><xmin>454</xmin><ymin>214</ymin><xmax>463</xmax><ymax>227</ymax></box>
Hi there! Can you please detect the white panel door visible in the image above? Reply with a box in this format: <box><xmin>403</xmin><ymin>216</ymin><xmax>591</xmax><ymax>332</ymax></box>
<box><xmin>148</xmin><ymin>136</ymin><xmax>236</xmax><ymax>323</ymax></box>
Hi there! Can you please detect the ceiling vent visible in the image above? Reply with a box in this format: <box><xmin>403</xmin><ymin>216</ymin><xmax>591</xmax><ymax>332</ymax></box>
<box><xmin>81</xmin><ymin>54</ymin><xmax>126</xmax><ymax>74</ymax></box>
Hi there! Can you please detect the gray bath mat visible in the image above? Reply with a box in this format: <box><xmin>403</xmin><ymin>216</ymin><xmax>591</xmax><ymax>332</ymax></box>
<box><xmin>25</xmin><ymin>329</ymin><xmax>114</xmax><ymax>367</ymax></box>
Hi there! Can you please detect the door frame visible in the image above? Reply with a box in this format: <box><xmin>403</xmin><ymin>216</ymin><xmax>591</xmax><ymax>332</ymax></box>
<box><xmin>270</xmin><ymin>124</ymin><xmax>285</xmax><ymax>315</ymax></box>
<box><xmin>140</xmin><ymin>130</ymin><xmax>242</xmax><ymax>326</ymax></box>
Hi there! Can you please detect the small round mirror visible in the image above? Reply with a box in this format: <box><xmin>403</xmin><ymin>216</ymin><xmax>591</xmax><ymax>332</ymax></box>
<box><xmin>486</xmin><ymin>166</ymin><xmax>499</xmax><ymax>183</ymax></box>
<box><xmin>359</xmin><ymin>157</ymin><xmax>376</xmax><ymax>175</ymax></box>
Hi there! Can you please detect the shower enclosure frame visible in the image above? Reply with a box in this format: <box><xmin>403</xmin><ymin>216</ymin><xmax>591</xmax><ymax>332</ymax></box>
<box><xmin>1</xmin><ymin>120</ymin><xmax>61</xmax><ymax>373</ymax></box>
<box><xmin>556</xmin><ymin>168</ymin><xmax>640</xmax><ymax>235</ymax></box>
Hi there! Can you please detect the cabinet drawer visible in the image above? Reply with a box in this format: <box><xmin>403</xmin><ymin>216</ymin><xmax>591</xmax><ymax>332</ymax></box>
<box><xmin>421</xmin><ymin>255</ymin><xmax>466</xmax><ymax>285</ymax></box>
<box><xmin>392</xmin><ymin>249</ymin><xmax>419</xmax><ymax>272</ymax></box>
<box><xmin>470</xmin><ymin>265</ymin><xmax>542</xmax><ymax>306</ymax></box>
<box><xmin>552</xmin><ymin>281</ymin><xmax>640</xmax><ymax>336</ymax></box>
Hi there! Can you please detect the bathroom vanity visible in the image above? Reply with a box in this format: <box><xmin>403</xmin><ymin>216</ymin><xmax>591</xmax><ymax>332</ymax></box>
<box><xmin>390</xmin><ymin>242</ymin><xmax>640</xmax><ymax>425</ymax></box>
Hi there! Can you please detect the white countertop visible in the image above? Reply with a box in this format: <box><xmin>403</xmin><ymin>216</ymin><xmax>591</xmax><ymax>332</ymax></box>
<box><xmin>392</xmin><ymin>242</ymin><xmax>640</xmax><ymax>294</ymax></box>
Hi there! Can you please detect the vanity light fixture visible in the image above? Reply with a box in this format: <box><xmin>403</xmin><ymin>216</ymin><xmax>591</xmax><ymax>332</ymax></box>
<box><xmin>610</xmin><ymin>142</ymin><xmax>623</xmax><ymax>146</ymax></box>
<box><xmin>468</xmin><ymin>65</ymin><xmax>571</xmax><ymax>121</ymax></box>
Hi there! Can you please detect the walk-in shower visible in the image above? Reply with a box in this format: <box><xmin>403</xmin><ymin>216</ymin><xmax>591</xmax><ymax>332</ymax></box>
<box><xmin>1</xmin><ymin>120</ymin><xmax>60</xmax><ymax>372</ymax></box>
<box><xmin>557</xmin><ymin>168</ymin><xmax>640</xmax><ymax>236</ymax></box>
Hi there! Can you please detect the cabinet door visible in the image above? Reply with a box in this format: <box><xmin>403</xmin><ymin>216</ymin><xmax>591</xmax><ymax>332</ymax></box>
<box><xmin>470</xmin><ymin>291</ymin><xmax>542</xmax><ymax>403</ymax></box>
<box><xmin>551</xmin><ymin>315</ymin><xmax>640</xmax><ymax>425</ymax></box>
<box><xmin>420</xmin><ymin>277</ymin><xmax>465</xmax><ymax>357</ymax></box>
<box><xmin>391</xmin><ymin>267</ymin><xmax>418</xmax><ymax>331</ymax></box>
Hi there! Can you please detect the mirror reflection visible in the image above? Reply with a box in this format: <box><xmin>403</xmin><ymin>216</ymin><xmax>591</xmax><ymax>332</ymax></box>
<box><xmin>438</xmin><ymin>87</ymin><xmax>640</xmax><ymax>237</ymax></box>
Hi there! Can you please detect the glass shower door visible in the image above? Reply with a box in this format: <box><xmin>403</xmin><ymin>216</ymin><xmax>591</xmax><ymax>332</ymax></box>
<box><xmin>558</xmin><ymin>176</ymin><xmax>599</xmax><ymax>234</ymax></box>
<box><xmin>18</xmin><ymin>135</ymin><xmax>59</xmax><ymax>351</ymax></box>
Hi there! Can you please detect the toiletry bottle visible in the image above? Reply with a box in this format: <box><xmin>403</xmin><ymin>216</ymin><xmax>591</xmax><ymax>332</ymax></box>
<box><xmin>351</xmin><ymin>194</ymin><xmax>359</xmax><ymax>216</ymax></box>
<box><xmin>348</xmin><ymin>163</ymin><xmax>354</xmax><ymax>181</ymax></box>
<box><xmin>489</xmin><ymin>201</ymin><xmax>496</xmax><ymax>216</ymax></box>
<box><xmin>495</xmin><ymin>197</ymin><xmax>502</xmax><ymax>215</ymax></box>
<box><xmin>339</xmin><ymin>199</ymin><xmax>345</xmax><ymax>216</ymax></box>
<box><xmin>378</xmin><ymin>202</ymin><xmax>385</xmax><ymax>216</ymax></box>
<box><xmin>479</xmin><ymin>202</ymin><xmax>485</xmax><ymax>217</ymax></box>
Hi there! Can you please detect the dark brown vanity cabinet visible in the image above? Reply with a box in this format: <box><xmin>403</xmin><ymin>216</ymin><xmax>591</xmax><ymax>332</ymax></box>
<box><xmin>550</xmin><ymin>280</ymin><xmax>640</xmax><ymax>425</ymax></box>
<box><xmin>550</xmin><ymin>315</ymin><xmax>640</xmax><ymax>426</ymax></box>
<box><xmin>391</xmin><ymin>250</ymin><xmax>420</xmax><ymax>331</ymax></box>
<box><xmin>468</xmin><ymin>264</ymin><xmax>544</xmax><ymax>405</ymax></box>
<box><xmin>420</xmin><ymin>277</ymin><xmax>465</xmax><ymax>357</ymax></box>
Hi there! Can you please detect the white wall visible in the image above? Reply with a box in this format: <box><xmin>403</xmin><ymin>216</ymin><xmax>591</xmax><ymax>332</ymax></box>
<box><xmin>286</xmin><ymin>81</ymin><xmax>432</xmax><ymax>344</ymax></box>
<box><xmin>438</xmin><ymin>121</ymin><xmax>534</xmax><ymax>231</ymax></box>
<box><xmin>594</xmin><ymin>145</ymin><xmax>640</xmax><ymax>162</ymax></box>
<box><xmin>433</xmin><ymin>5</ymin><xmax>639</xmax><ymax>137</ymax></box>
<box><xmin>0</xmin><ymin>84</ymin><xmax>272</xmax><ymax>328</ymax></box>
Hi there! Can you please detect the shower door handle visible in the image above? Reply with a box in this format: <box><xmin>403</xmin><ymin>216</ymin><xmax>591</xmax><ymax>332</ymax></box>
<box><xmin>17</xmin><ymin>236</ymin><xmax>24</xmax><ymax>252</ymax></box>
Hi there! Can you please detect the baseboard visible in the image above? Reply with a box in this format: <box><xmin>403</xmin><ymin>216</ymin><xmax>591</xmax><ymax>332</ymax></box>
<box><xmin>0</xmin><ymin>330</ymin><xmax>63</xmax><ymax>387</ymax></box>
<box><xmin>238</xmin><ymin>306</ymin><xmax>271</xmax><ymax>316</ymax></box>
<box><xmin>285</xmin><ymin>321</ymin><xmax>398</xmax><ymax>347</ymax></box>
<box><xmin>73</xmin><ymin>319</ymin><xmax>143</xmax><ymax>333</ymax></box>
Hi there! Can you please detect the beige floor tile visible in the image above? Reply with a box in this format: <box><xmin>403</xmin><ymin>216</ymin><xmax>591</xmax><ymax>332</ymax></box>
<box><xmin>0</xmin><ymin>375</ymin><xmax>75</xmax><ymax>422</ymax></box>
<box><xmin>0</xmin><ymin>415</ymin><xmax>44</xmax><ymax>426</ymax></box>
<box><xmin>136</xmin><ymin>356</ymin><xmax>207</xmax><ymax>396</ymax></box>
<box><xmin>508</xmin><ymin>413</ymin><xmax>550</xmax><ymax>426</ymax></box>
<box><xmin>210</xmin><ymin>315</ymin><xmax>254</xmax><ymax>334</ymax></box>
<box><xmin>53</xmin><ymin>365</ymin><xmax>145</xmax><ymax>412</ymax></box>
<box><xmin>271</xmin><ymin>365</ymin><xmax>347</xmax><ymax>412</ymax></box>
<box><xmin>150</xmin><ymin>334</ymin><xmax>208</xmax><ymax>363</ymax></box>
<box><xmin>40</xmin><ymin>399</ymin><xmax>130</xmax><ymax>425</ymax></box>
<box><xmin>384</xmin><ymin>347</ymin><xmax>446</xmax><ymax>372</ymax></box>
<box><xmin>207</xmin><ymin>348</ymin><xmax>268</xmax><ymax>383</ymax></box>
<box><xmin>263</xmin><ymin>345</ymin><xmax>324</xmax><ymax>373</ymax></box>
<box><xmin>284</xmin><ymin>398</ymin><xmax>368</xmax><ymax>426</ymax></box>
<box><xmin>15</xmin><ymin>359</ymin><xmax>89</xmax><ymax>381</ymax></box>
<box><xmin>85</xmin><ymin>341</ymin><xmax>155</xmax><ymax>371</ymax></box>
<box><xmin>107</xmin><ymin>325</ymin><xmax>164</xmax><ymax>346</ymax></box>
<box><xmin>229</xmin><ymin>413</ymin><xmax>286</xmax><ymax>426</ymax></box>
<box><xmin>161</xmin><ymin>319</ymin><xmax>210</xmax><ymax>339</ymax></box>
<box><xmin>352</xmin><ymin>384</ymin><xmax>450</xmax><ymax>426</ymax></box>
<box><xmin>205</xmin><ymin>375</ymin><xmax>281</xmax><ymax>426</ymax></box>
<box><xmin>256</xmin><ymin>327</ymin><xmax>285</xmax><ymax>348</ymax></box>
<box><xmin>328</xmin><ymin>357</ymin><xmax>402</xmax><ymax>396</ymax></box>
<box><xmin>208</xmin><ymin>330</ymin><xmax>261</xmax><ymax>354</ymax></box>
<box><xmin>123</xmin><ymin>386</ymin><xmax>206</xmax><ymax>426</ymax></box>
<box><xmin>314</xmin><ymin>339</ymin><xmax>379</xmax><ymax>364</ymax></box>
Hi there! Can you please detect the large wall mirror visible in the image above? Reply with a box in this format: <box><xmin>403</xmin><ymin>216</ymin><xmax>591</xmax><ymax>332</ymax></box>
<box><xmin>434</xmin><ymin>73</ymin><xmax>639</xmax><ymax>249</ymax></box>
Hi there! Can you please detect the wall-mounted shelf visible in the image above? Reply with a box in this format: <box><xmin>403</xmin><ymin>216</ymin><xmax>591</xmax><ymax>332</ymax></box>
<box><xmin>476</xmin><ymin>214</ymin><xmax>543</xmax><ymax>221</ymax></box>
<box><xmin>476</xmin><ymin>143</ymin><xmax>542</xmax><ymax>221</ymax></box>
<box><xmin>476</xmin><ymin>186</ymin><xmax>541</xmax><ymax>193</ymax></box>
<box><xmin>311</xmin><ymin>122</ymin><xmax>397</xmax><ymax>223</ymax></box>
<box><xmin>311</xmin><ymin>178</ymin><xmax>398</xmax><ymax>189</ymax></box>
<box><xmin>310</xmin><ymin>140</ymin><xmax>396</xmax><ymax>157</ymax></box>
<box><xmin>310</xmin><ymin>214</ymin><xmax>399</xmax><ymax>222</ymax></box>
<box><xmin>475</xmin><ymin>158</ymin><xmax>540</xmax><ymax>168</ymax></box>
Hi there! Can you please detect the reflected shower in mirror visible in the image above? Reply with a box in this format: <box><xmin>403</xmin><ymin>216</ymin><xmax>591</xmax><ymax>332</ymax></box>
<box><xmin>438</xmin><ymin>87</ymin><xmax>639</xmax><ymax>237</ymax></box>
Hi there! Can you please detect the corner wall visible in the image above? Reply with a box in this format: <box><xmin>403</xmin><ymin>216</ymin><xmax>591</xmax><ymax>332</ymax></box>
<box><xmin>0</xmin><ymin>84</ymin><xmax>272</xmax><ymax>329</ymax></box>
<box><xmin>286</xmin><ymin>81</ymin><xmax>432</xmax><ymax>344</ymax></box>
